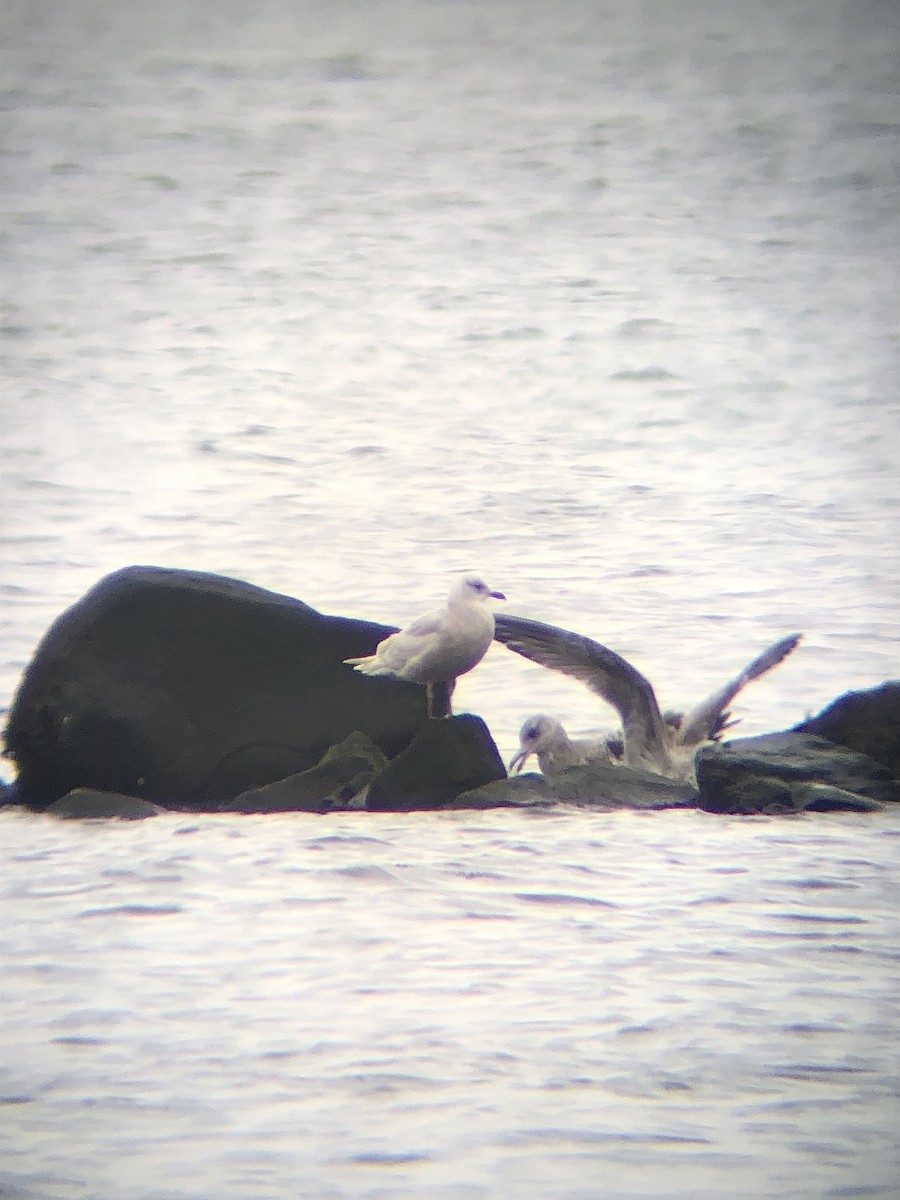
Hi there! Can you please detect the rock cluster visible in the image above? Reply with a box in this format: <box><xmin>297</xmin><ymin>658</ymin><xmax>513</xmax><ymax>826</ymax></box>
<box><xmin>1</xmin><ymin>568</ymin><xmax>897</xmax><ymax>820</ymax></box>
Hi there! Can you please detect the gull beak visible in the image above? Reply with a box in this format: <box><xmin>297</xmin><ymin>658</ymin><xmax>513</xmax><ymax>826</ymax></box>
<box><xmin>490</xmin><ymin>590</ymin><xmax>506</xmax><ymax>600</ymax></box>
<box><xmin>508</xmin><ymin>748</ymin><xmax>531</xmax><ymax>774</ymax></box>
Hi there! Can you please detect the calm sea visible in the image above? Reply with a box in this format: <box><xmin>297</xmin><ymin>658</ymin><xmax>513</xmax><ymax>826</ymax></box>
<box><xmin>1</xmin><ymin>1</ymin><xmax>899</xmax><ymax>1196</ymax></box>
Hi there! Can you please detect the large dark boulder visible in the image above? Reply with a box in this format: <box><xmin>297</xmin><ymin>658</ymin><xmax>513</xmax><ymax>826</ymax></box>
<box><xmin>796</xmin><ymin>681</ymin><xmax>900</xmax><ymax>779</ymax></box>
<box><xmin>3</xmin><ymin>566</ymin><xmax>431</xmax><ymax>811</ymax></box>
<box><xmin>696</xmin><ymin>732</ymin><xmax>897</xmax><ymax>814</ymax></box>
<box><xmin>364</xmin><ymin>715</ymin><xmax>507</xmax><ymax>811</ymax></box>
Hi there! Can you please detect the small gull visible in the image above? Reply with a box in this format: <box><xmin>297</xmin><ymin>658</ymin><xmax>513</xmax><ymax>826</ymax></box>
<box><xmin>345</xmin><ymin>574</ymin><xmax>505</xmax><ymax>718</ymax></box>
<box><xmin>495</xmin><ymin>615</ymin><xmax>802</xmax><ymax>780</ymax></box>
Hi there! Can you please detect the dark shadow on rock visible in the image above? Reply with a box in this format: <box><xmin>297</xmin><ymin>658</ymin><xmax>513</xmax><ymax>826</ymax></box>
<box><xmin>45</xmin><ymin>788</ymin><xmax>165</xmax><ymax>820</ymax></box>
<box><xmin>222</xmin><ymin>732</ymin><xmax>389</xmax><ymax>814</ymax></box>
<box><xmin>3</xmin><ymin>566</ymin><xmax>430</xmax><ymax>812</ymax></box>
<box><xmin>796</xmin><ymin>681</ymin><xmax>900</xmax><ymax>780</ymax></box>
<box><xmin>696</xmin><ymin>731</ymin><xmax>897</xmax><ymax>814</ymax></box>
<box><xmin>365</xmin><ymin>714</ymin><xmax>506</xmax><ymax>811</ymax></box>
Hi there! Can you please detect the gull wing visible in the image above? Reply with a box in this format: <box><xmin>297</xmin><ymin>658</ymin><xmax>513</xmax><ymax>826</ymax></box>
<box><xmin>493</xmin><ymin>613</ymin><xmax>673</xmax><ymax>773</ymax></box>
<box><xmin>675</xmin><ymin>632</ymin><xmax>803</xmax><ymax>746</ymax></box>
<box><xmin>400</xmin><ymin>613</ymin><xmax>443</xmax><ymax>639</ymax></box>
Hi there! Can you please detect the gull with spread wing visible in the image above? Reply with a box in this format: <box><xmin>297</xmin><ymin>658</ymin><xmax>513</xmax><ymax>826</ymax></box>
<box><xmin>495</xmin><ymin>614</ymin><xmax>802</xmax><ymax>780</ymax></box>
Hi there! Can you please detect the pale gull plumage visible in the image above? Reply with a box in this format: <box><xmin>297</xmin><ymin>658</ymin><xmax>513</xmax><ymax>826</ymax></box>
<box><xmin>508</xmin><ymin>714</ymin><xmax>622</xmax><ymax>776</ymax></box>
<box><xmin>495</xmin><ymin>615</ymin><xmax>802</xmax><ymax>780</ymax></box>
<box><xmin>345</xmin><ymin>574</ymin><xmax>505</xmax><ymax>718</ymax></box>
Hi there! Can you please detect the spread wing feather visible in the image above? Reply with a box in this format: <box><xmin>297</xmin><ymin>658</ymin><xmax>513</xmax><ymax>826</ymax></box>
<box><xmin>493</xmin><ymin>613</ymin><xmax>673</xmax><ymax>772</ymax></box>
<box><xmin>675</xmin><ymin>632</ymin><xmax>802</xmax><ymax>746</ymax></box>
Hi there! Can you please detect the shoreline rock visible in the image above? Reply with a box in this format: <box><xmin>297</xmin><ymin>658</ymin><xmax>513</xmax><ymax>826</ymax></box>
<box><xmin>454</xmin><ymin>760</ymin><xmax>696</xmax><ymax>811</ymax></box>
<box><xmin>44</xmin><ymin>788</ymin><xmax>166</xmax><ymax>821</ymax></box>
<box><xmin>364</xmin><ymin>714</ymin><xmax>507</xmax><ymax>811</ymax></box>
<box><xmin>795</xmin><ymin>681</ymin><xmax>900</xmax><ymax>779</ymax></box>
<box><xmin>3</xmin><ymin>566</ymin><xmax>433</xmax><ymax>811</ymax></box>
<box><xmin>1</xmin><ymin>567</ymin><xmax>897</xmax><ymax>819</ymax></box>
<box><xmin>695</xmin><ymin>731</ymin><xmax>896</xmax><ymax>815</ymax></box>
<box><xmin>220</xmin><ymin>732</ymin><xmax>389</xmax><ymax>814</ymax></box>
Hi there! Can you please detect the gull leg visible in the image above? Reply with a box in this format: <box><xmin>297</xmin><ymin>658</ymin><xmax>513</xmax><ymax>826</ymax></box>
<box><xmin>425</xmin><ymin>680</ymin><xmax>455</xmax><ymax>719</ymax></box>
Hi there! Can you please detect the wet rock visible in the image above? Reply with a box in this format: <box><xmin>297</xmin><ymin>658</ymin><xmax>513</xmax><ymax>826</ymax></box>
<box><xmin>695</xmin><ymin>732</ymin><xmax>898</xmax><ymax>814</ymax></box>
<box><xmin>796</xmin><ymin>681</ymin><xmax>900</xmax><ymax>779</ymax></box>
<box><xmin>454</xmin><ymin>761</ymin><xmax>696</xmax><ymax>810</ymax></box>
<box><xmin>222</xmin><ymin>732</ymin><xmax>389</xmax><ymax>814</ymax></box>
<box><xmin>786</xmin><ymin>782</ymin><xmax>885</xmax><ymax>814</ymax></box>
<box><xmin>543</xmin><ymin>760</ymin><xmax>696</xmax><ymax>809</ymax></box>
<box><xmin>45</xmin><ymin>788</ymin><xmax>165</xmax><ymax>820</ymax></box>
<box><xmin>4</xmin><ymin>566</ymin><xmax>430</xmax><ymax>812</ymax></box>
<box><xmin>364</xmin><ymin>714</ymin><xmax>506</xmax><ymax>811</ymax></box>
<box><xmin>450</xmin><ymin>773</ymin><xmax>556</xmax><ymax>808</ymax></box>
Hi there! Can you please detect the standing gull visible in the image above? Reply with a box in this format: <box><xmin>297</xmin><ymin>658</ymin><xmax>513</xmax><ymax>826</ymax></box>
<box><xmin>496</xmin><ymin>614</ymin><xmax>801</xmax><ymax>779</ymax></box>
<box><xmin>345</xmin><ymin>575</ymin><xmax>505</xmax><ymax>718</ymax></box>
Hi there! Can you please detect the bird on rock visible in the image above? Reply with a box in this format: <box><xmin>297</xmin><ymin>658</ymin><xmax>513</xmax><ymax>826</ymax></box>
<box><xmin>496</xmin><ymin>616</ymin><xmax>802</xmax><ymax>780</ymax></box>
<box><xmin>345</xmin><ymin>574</ymin><xmax>506</xmax><ymax>718</ymax></box>
<box><xmin>508</xmin><ymin>713</ymin><xmax>623</xmax><ymax>776</ymax></box>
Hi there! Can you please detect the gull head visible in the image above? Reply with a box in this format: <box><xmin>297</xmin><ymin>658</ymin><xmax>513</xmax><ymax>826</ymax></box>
<box><xmin>508</xmin><ymin>713</ymin><xmax>567</xmax><ymax>773</ymax></box>
<box><xmin>452</xmin><ymin>574</ymin><xmax>506</xmax><ymax>604</ymax></box>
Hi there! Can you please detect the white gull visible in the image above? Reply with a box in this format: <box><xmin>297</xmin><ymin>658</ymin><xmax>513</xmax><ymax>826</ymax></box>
<box><xmin>509</xmin><ymin>714</ymin><xmax>623</xmax><ymax>776</ymax></box>
<box><xmin>495</xmin><ymin>615</ymin><xmax>802</xmax><ymax>780</ymax></box>
<box><xmin>345</xmin><ymin>574</ymin><xmax>505</xmax><ymax>718</ymax></box>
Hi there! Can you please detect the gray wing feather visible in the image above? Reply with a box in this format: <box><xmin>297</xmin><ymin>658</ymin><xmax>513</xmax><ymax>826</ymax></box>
<box><xmin>493</xmin><ymin>613</ymin><xmax>673</xmax><ymax>772</ymax></box>
<box><xmin>676</xmin><ymin>632</ymin><xmax>803</xmax><ymax>746</ymax></box>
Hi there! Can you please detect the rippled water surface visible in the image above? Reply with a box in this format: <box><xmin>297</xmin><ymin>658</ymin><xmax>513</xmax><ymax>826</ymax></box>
<box><xmin>3</xmin><ymin>808</ymin><xmax>900</xmax><ymax>1200</ymax></box>
<box><xmin>1</xmin><ymin>0</ymin><xmax>899</xmax><ymax>1195</ymax></box>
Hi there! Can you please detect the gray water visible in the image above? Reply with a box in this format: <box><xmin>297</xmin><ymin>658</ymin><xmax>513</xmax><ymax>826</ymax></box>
<box><xmin>1</xmin><ymin>1</ymin><xmax>899</xmax><ymax>1196</ymax></box>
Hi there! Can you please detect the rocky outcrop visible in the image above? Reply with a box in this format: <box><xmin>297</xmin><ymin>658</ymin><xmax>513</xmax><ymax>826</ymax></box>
<box><xmin>364</xmin><ymin>715</ymin><xmax>507</xmax><ymax>811</ymax></box>
<box><xmin>221</xmin><ymin>732</ymin><xmax>389</xmax><ymax>814</ymax></box>
<box><xmin>454</xmin><ymin>760</ymin><xmax>695</xmax><ymax>810</ymax></box>
<box><xmin>796</xmin><ymin>681</ymin><xmax>900</xmax><ymax>779</ymax></box>
<box><xmin>454</xmin><ymin>682</ymin><xmax>900</xmax><ymax>815</ymax></box>
<box><xmin>3</xmin><ymin>566</ymin><xmax>431</xmax><ymax>812</ymax></box>
<box><xmin>3</xmin><ymin>568</ymin><xmax>897</xmax><ymax>820</ymax></box>
<box><xmin>695</xmin><ymin>732</ymin><xmax>897</xmax><ymax>814</ymax></box>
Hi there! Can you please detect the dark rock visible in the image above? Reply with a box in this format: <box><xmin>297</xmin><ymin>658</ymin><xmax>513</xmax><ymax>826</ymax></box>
<box><xmin>365</xmin><ymin>714</ymin><xmax>507</xmax><ymax>811</ymax></box>
<box><xmin>450</xmin><ymin>773</ymin><xmax>556</xmax><ymax>809</ymax></box>
<box><xmin>222</xmin><ymin>732</ymin><xmax>389</xmax><ymax>814</ymax></box>
<box><xmin>796</xmin><ymin>681</ymin><xmax>900</xmax><ymax>779</ymax></box>
<box><xmin>45</xmin><ymin>788</ymin><xmax>165</xmax><ymax>820</ymax></box>
<box><xmin>789</xmin><ymin>783</ymin><xmax>884</xmax><ymax>814</ymax></box>
<box><xmin>3</xmin><ymin>566</ymin><xmax>431</xmax><ymax>812</ymax></box>
<box><xmin>544</xmin><ymin>760</ymin><xmax>696</xmax><ymax>809</ymax></box>
<box><xmin>454</xmin><ymin>761</ymin><xmax>696</xmax><ymax>810</ymax></box>
<box><xmin>696</xmin><ymin>732</ymin><xmax>899</xmax><ymax>814</ymax></box>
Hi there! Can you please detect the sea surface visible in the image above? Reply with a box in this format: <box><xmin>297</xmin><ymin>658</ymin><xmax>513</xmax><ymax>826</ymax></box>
<box><xmin>1</xmin><ymin>0</ymin><xmax>899</xmax><ymax>1196</ymax></box>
